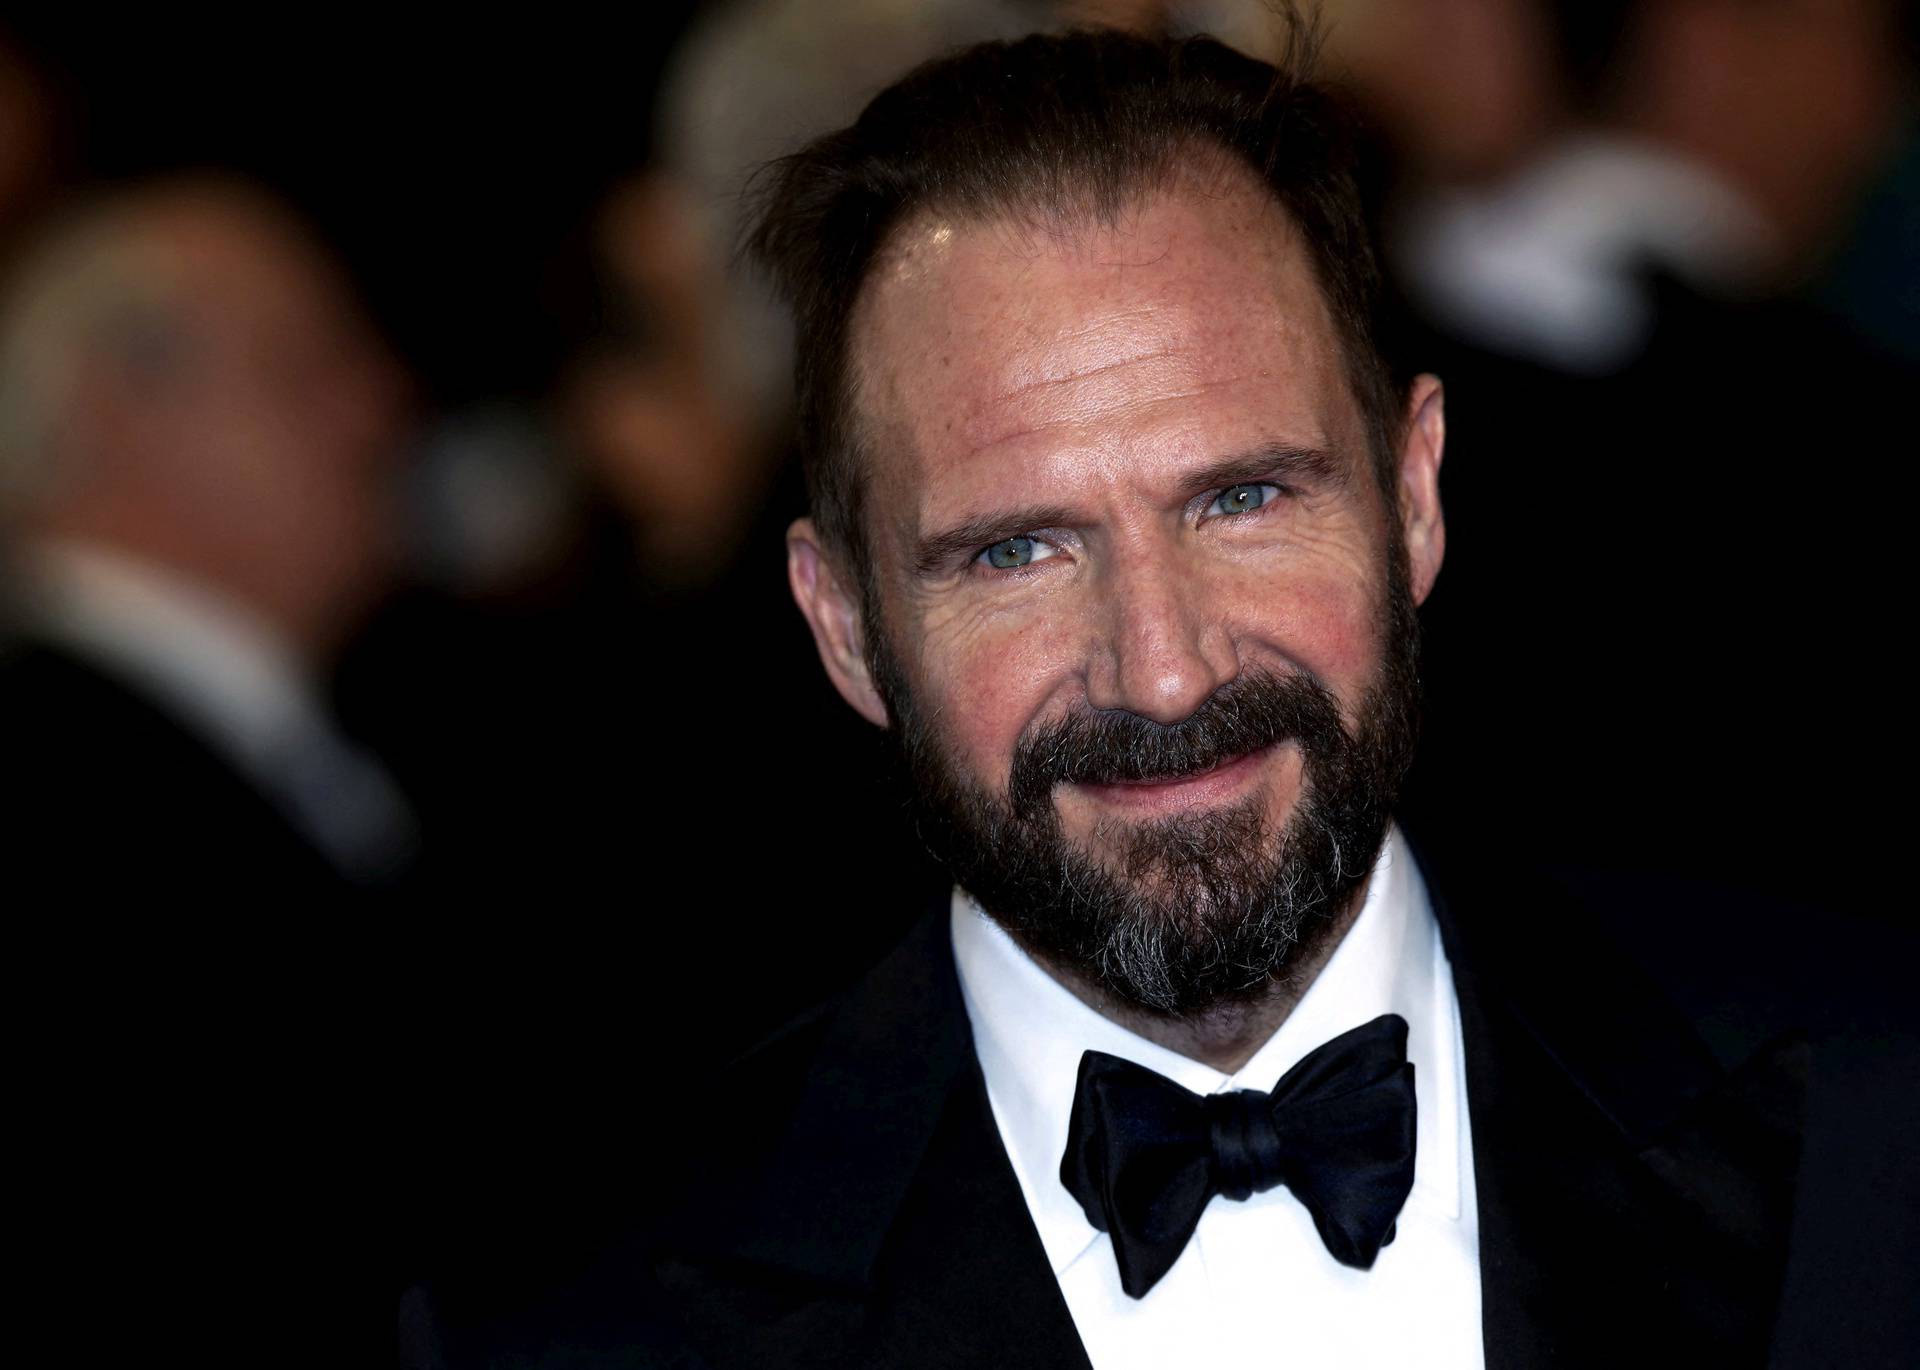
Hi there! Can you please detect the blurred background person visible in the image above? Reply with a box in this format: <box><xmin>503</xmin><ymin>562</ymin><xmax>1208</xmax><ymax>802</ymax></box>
<box><xmin>0</xmin><ymin>176</ymin><xmax>418</xmax><ymax>890</ymax></box>
<box><xmin>1339</xmin><ymin>0</ymin><xmax>1913</xmax><ymax>370</ymax></box>
<box><xmin>0</xmin><ymin>174</ymin><xmax>416</xmax><ymax>1362</ymax></box>
<box><xmin>1319</xmin><ymin>0</ymin><xmax>1916</xmax><ymax>913</ymax></box>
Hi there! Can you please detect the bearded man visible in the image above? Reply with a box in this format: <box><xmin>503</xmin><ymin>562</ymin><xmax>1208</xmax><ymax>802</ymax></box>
<box><xmin>418</xmin><ymin>24</ymin><xmax>1916</xmax><ymax>1370</ymax></box>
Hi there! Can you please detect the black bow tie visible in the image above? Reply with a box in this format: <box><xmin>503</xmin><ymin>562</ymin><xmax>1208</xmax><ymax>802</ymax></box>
<box><xmin>1059</xmin><ymin>1013</ymin><xmax>1418</xmax><ymax>1299</ymax></box>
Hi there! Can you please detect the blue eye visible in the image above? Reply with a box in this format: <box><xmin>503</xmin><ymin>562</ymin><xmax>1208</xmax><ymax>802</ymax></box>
<box><xmin>982</xmin><ymin>535</ymin><xmax>1037</xmax><ymax>569</ymax></box>
<box><xmin>1211</xmin><ymin>483</ymin><xmax>1275</xmax><ymax>516</ymax></box>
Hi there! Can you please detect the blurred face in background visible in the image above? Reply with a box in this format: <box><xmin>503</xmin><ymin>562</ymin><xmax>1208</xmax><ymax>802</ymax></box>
<box><xmin>74</xmin><ymin>189</ymin><xmax>410</xmax><ymax>648</ymax></box>
<box><xmin>1324</xmin><ymin>0</ymin><xmax>1568</xmax><ymax>185</ymax></box>
<box><xmin>791</xmin><ymin>170</ymin><xmax>1446</xmax><ymax>1011</ymax></box>
<box><xmin>1627</xmin><ymin>0</ymin><xmax>1912</xmax><ymax>266</ymax></box>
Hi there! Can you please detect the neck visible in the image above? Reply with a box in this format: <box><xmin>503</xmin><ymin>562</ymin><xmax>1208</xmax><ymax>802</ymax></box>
<box><xmin>1022</xmin><ymin>878</ymin><xmax>1370</xmax><ymax>1073</ymax></box>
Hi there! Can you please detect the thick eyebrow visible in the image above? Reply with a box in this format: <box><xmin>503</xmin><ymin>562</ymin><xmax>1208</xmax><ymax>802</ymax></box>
<box><xmin>1181</xmin><ymin>442</ymin><xmax>1348</xmax><ymax>498</ymax></box>
<box><xmin>915</xmin><ymin>503</ymin><xmax>1079</xmax><ymax>576</ymax></box>
<box><xmin>911</xmin><ymin>443</ymin><xmax>1347</xmax><ymax>578</ymax></box>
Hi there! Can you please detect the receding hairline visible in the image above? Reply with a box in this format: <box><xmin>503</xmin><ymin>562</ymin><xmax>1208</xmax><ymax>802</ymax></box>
<box><xmin>839</xmin><ymin>143</ymin><xmax>1371</xmax><ymax>512</ymax></box>
<box><xmin>857</xmin><ymin>136</ymin><xmax>1298</xmax><ymax>281</ymax></box>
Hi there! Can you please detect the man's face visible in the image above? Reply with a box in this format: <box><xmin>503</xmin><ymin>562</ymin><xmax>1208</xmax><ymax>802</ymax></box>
<box><xmin>792</xmin><ymin>173</ymin><xmax>1445</xmax><ymax>1013</ymax></box>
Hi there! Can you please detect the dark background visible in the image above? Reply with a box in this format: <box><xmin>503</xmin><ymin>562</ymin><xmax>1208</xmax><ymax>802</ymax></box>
<box><xmin>9</xmin><ymin>10</ymin><xmax>706</xmax><ymax>405</ymax></box>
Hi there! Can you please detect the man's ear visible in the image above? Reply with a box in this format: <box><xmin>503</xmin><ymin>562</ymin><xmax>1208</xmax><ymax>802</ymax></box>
<box><xmin>1397</xmin><ymin>374</ymin><xmax>1446</xmax><ymax>607</ymax></box>
<box><xmin>788</xmin><ymin>518</ymin><xmax>891</xmax><ymax>728</ymax></box>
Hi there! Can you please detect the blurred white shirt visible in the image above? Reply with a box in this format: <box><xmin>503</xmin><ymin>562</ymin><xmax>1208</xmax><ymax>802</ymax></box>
<box><xmin>12</xmin><ymin>537</ymin><xmax>415</xmax><ymax>880</ymax></box>
<box><xmin>951</xmin><ymin>825</ymin><xmax>1483</xmax><ymax>1369</ymax></box>
<box><xmin>1395</xmin><ymin>135</ymin><xmax>1776</xmax><ymax>374</ymax></box>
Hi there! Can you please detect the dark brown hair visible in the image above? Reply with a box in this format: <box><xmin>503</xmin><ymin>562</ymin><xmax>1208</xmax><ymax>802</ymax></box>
<box><xmin>745</xmin><ymin>22</ymin><xmax>1402</xmax><ymax>585</ymax></box>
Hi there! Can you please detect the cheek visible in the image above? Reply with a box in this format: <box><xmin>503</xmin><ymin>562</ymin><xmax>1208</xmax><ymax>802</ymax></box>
<box><xmin>1274</xmin><ymin>579</ymin><xmax>1380</xmax><ymax>681</ymax></box>
<box><xmin>1218</xmin><ymin>548</ymin><xmax>1386</xmax><ymax>703</ymax></box>
<box><xmin>913</xmin><ymin>600</ymin><xmax>1080</xmax><ymax>784</ymax></box>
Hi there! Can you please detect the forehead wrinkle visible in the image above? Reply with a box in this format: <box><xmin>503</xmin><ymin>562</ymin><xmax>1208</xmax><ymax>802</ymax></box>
<box><xmin>956</xmin><ymin>292</ymin><xmax>1318</xmax><ymax>459</ymax></box>
<box><xmin>1046</xmin><ymin>300</ymin><xmax>1172</xmax><ymax>348</ymax></box>
<box><xmin>972</xmin><ymin>347</ymin><xmax>1188</xmax><ymax>448</ymax></box>
<box><xmin>1012</xmin><ymin>346</ymin><xmax>1181</xmax><ymax>390</ymax></box>
<box><xmin>958</xmin><ymin>369</ymin><xmax>1266</xmax><ymax>456</ymax></box>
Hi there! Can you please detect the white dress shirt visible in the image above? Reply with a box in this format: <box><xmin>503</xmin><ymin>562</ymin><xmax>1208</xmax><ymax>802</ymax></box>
<box><xmin>11</xmin><ymin>538</ymin><xmax>416</xmax><ymax>881</ymax></box>
<box><xmin>951</xmin><ymin>825</ymin><xmax>1483</xmax><ymax>1369</ymax></box>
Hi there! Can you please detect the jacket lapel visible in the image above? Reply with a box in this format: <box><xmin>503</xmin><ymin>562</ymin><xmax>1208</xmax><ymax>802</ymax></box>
<box><xmin>851</xmin><ymin>1053</ymin><xmax>1093</xmax><ymax>1369</ymax></box>
<box><xmin>657</xmin><ymin>902</ymin><xmax>1090</xmax><ymax>1370</ymax></box>
<box><xmin>1416</xmin><ymin>839</ymin><xmax>1806</xmax><ymax>1366</ymax></box>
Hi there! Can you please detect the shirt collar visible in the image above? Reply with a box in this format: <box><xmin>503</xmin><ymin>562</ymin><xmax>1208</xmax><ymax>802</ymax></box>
<box><xmin>951</xmin><ymin>824</ymin><xmax>1463</xmax><ymax>1277</ymax></box>
<box><xmin>12</xmin><ymin>537</ymin><xmax>328</xmax><ymax>774</ymax></box>
<box><xmin>1396</xmin><ymin>133</ymin><xmax>1776</xmax><ymax>373</ymax></box>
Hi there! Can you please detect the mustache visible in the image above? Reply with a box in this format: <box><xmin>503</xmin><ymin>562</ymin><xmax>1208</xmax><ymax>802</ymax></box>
<box><xmin>1007</xmin><ymin>669</ymin><xmax>1348</xmax><ymax>819</ymax></box>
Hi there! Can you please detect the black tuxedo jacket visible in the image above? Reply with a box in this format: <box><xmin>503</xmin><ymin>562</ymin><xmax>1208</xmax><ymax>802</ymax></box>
<box><xmin>431</xmin><ymin>843</ymin><xmax>1916</xmax><ymax>1369</ymax></box>
<box><xmin>0</xmin><ymin>632</ymin><xmax>356</xmax><ymax>895</ymax></box>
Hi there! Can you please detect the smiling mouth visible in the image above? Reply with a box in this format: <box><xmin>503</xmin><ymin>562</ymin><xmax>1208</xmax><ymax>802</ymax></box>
<box><xmin>1071</xmin><ymin>743</ymin><xmax>1283</xmax><ymax>809</ymax></box>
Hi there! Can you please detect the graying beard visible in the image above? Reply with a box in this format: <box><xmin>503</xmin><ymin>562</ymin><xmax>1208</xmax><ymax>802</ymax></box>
<box><xmin>986</xmin><ymin>784</ymin><xmax>1355</xmax><ymax>1015</ymax></box>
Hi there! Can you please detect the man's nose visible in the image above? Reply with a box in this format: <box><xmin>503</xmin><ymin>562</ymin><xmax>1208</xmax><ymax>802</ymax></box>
<box><xmin>1085</xmin><ymin>551</ymin><xmax>1238</xmax><ymax>725</ymax></box>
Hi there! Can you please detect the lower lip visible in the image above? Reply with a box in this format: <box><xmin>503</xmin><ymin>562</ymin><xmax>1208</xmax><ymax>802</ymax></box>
<box><xmin>1072</xmin><ymin>744</ymin><xmax>1282</xmax><ymax>812</ymax></box>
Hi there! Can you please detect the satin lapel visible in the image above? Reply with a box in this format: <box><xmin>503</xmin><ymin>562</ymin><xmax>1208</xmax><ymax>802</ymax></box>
<box><xmin>857</xmin><ymin>1055</ymin><xmax>1094</xmax><ymax>1370</ymax></box>
<box><xmin>1414</xmin><ymin>839</ymin><xmax>1806</xmax><ymax>1367</ymax></box>
<box><xmin>657</xmin><ymin>903</ymin><xmax>1089</xmax><ymax>1370</ymax></box>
